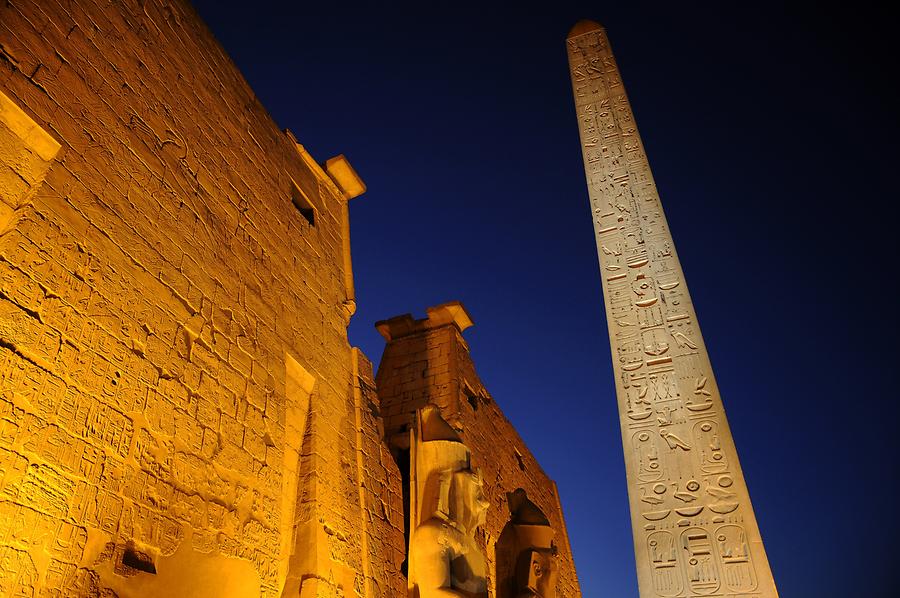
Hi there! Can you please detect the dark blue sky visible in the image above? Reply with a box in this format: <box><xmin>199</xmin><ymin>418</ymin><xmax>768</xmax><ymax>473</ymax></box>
<box><xmin>192</xmin><ymin>1</ymin><xmax>897</xmax><ymax>595</ymax></box>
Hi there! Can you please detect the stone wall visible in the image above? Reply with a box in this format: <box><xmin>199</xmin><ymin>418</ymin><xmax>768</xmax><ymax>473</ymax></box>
<box><xmin>375</xmin><ymin>303</ymin><xmax>581</xmax><ymax>597</ymax></box>
<box><xmin>353</xmin><ymin>350</ymin><xmax>407</xmax><ymax>597</ymax></box>
<box><xmin>0</xmin><ymin>2</ymin><xmax>582</xmax><ymax>596</ymax></box>
<box><xmin>0</xmin><ymin>1</ymin><xmax>383</xmax><ymax>596</ymax></box>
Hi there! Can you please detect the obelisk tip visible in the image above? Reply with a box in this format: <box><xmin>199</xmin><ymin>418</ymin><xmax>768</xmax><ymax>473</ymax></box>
<box><xmin>567</xmin><ymin>19</ymin><xmax>604</xmax><ymax>39</ymax></box>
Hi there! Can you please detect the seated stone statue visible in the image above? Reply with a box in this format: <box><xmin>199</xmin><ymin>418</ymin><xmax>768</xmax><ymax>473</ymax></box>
<box><xmin>409</xmin><ymin>467</ymin><xmax>489</xmax><ymax>597</ymax></box>
<box><xmin>408</xmin><ymin>404</ymin><xmax>490</xmax><ymax>597</ymax></box>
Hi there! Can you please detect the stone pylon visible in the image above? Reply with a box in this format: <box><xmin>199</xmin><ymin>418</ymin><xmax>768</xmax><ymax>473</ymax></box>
<box><xmin>566</xmin><ymin>20</ymin><xmax>778</xmax><ymax>598</ymax></box>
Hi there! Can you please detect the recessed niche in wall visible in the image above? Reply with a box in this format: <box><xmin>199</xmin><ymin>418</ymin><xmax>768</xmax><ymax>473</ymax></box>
<box><xmin>290</xmin><ymin>178</ymin><xmax>316</xmax><ymax>227</ymax></box>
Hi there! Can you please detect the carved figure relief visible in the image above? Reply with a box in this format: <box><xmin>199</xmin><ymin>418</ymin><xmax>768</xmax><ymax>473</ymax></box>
<box><xmin>408</xmin><ymin>405</ymin><xmax>489</xmax><ymax>597</ymax></box>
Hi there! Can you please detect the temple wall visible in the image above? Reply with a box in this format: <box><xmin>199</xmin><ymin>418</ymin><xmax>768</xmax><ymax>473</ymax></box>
<box><xmin>0</xmin><ymin>1</ymin><xmax>379</xmax><ymax>596</ymax></box>
<box><xmin>375</xmin><ymin>305</ymin><xmax>581</xmax><ymax>597</ymax></box>
<box><xmin>353</xmin><ymin>350</ymin><xmax>407</xmax><ymax>597</ymax></box>
<box><xmin>0</xmin><ymin>2</ymin><xmax>583</xmax><ymax>596</ymax></box>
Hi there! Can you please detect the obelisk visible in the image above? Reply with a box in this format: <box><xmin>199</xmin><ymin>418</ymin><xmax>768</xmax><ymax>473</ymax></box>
<box><xmin>566</xmin><ymin>21</ymin><xmax>778</xmax><ymax>597</ymax></box>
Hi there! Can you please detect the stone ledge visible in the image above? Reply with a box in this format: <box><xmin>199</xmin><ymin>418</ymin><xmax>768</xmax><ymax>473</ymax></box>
<box><xmin>325</xmin><ymin>154</ymin><xmax>366</xmax><ymax>200</ymax></box>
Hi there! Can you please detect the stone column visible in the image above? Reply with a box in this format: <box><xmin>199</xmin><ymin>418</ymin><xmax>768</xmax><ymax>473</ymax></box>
<box><xmin>566</xmin><ymin>20</ymin><xmax>778</xmax><ymax>598</ymax></box>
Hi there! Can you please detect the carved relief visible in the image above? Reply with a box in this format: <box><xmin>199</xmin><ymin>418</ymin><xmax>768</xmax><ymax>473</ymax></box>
<box><xmin>681</xmin><ymin>528</ymin><xmax>720</xmax><ymax>595</ymax></box>
<box><xmin>641</xmin><ymin>328</ymin><xmax>669</xmax><ymax>358</ymax></box>
<box><xmin>647</xmin><ymin>531</ymin><xmax>682</xmax><ymax>596</ymax></box>
<box><xmin>568</xmin><ymin>20</ymin><xmax>778</xmax><ymax>598</ymax></box>
<box><xmin>686</xmin><ymin>376</ymin><xmax>714</xmax><ymax>412</ymax></box>
<box><xmin>633</xmin><ymin>430</ymin><xmax>664</xmax><ymax>482</ymax></box>
<box><xmin>716</xmin><ymin>525</ymin><xmax>758</xmax><ymax>592</ymax></box>
<box><xmin>693</xmin><ymin>420</ymin><xmax>728</xmax><ymax>474</ymax></box>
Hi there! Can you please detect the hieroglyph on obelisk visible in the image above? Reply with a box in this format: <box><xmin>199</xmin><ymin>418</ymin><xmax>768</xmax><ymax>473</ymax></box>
<box><xmin>566</xmin><ymin>21</ymin><xmax>778</xmax><ymax>598</ymax></box>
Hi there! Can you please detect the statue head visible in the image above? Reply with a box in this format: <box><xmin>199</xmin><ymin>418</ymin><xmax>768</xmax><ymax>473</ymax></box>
<box><xmin>514</xmin><ymin>548</ymin><xmax>559</xmax><ymax>598</ymax></box>
<box><xmin>496</xmin><ymin>489</ymin><xmax>559</xmax><ymax>598</ymax></box>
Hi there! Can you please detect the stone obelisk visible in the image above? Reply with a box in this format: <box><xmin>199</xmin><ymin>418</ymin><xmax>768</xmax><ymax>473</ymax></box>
<box><xmin>566</xmin><ymin>21</ymin><xmax>778</xmax><ymax>597</ymax></box>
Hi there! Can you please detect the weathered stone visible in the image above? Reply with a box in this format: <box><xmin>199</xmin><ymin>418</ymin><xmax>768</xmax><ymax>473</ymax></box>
<box><xmin>0</xmin><ymin>3</ymin><xmax>582</xmax><ymax>597</ymax></box>
<box><xmin>376</xmin><ymin>302</ymin><xmax>581</xmax><ymax>597</ymax></box>
<box><xmin>567</xmin><ymin>19</ymin><xmax>778</xmax><ymax>598</ymax></box>
<box><xmin>0</xmin><ymin>1</ymin><xmax>384</xmax><ymax>595</ymax></box>
<box><xmin>407</xmin><ymin>405</ymin><xmax>489</xmax><ymax>597</ymax></box>
<box><xmin>496</xmin><ymin>489</ymin><xmax>559</xmax><ymax>598</ymax></box>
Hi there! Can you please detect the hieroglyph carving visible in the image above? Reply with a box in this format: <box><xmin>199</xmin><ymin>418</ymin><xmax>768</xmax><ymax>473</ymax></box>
<box><xmin>566</xmin><ymin>21</ymin><xmax>778</xmax><ymax>598</ymax></box>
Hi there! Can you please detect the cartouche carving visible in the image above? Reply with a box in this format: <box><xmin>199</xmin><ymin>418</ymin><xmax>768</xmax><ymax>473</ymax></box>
<box><xmin>567</xmin><ymin>19</ymin><xmax>778</xmax><ymax>597</ymax></box>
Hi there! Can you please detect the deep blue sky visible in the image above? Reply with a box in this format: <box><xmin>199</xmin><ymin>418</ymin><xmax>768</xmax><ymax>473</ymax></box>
<box><xmin>192</xmin><ymin>1</ymin><xmax>897</xmax><ymax>595</ymax></box>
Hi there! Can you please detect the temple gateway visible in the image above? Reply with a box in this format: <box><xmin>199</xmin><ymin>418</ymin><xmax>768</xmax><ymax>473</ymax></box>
<box><xmin>0</xmin><ymin>2</ymin><xmax>775</xmax><ymax>597</ymax></box>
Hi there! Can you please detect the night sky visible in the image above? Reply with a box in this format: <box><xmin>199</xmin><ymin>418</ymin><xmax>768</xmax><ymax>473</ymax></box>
<box><xmin>191</xmin><ymin>2</ymin><xmax>897</xmax><ymax>596</ymax></box>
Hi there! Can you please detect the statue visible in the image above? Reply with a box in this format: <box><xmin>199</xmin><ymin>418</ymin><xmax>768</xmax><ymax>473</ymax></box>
<box><xmin>513</xmin><ymin>547</ymin><xmax>558</xmax><ymax>598</ymax></box>
<box><xmin>408</xmin><ymin>406</ymin><xmax>489</xmax><ymax>597</ymax></box>
<box><xmin>496</xmin><ymin>489</ymin><xmax>559</xmax><ymax>598</ymax></box>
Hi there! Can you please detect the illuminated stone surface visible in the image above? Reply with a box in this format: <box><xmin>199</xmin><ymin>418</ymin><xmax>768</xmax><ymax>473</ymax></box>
<box><xmin>1</xmin><ymin>88</ymin><xmax>60</xmax><ymax>229</ymax></box>
<box><xmin>0</xmin><ymin>2</ymin><xmax>579</xmax><ymax>596</ymax></box>
<box><xmin>0</xmin><ymin>1</ymin><xmax>404</xmax><ymax>595</ymax></box>
<box><xmin>567</xmin><ymin>20</ymin><xmax>778</xmax><ymax>598</ymax></box>
<box><xmin>495</xmin><ymin>489</ymin><xmax>558</xmax><ymax>598</ymax></box>
<box><xmin>407</xmin><ymin>405</ymin><xmax>489</xmax><ymax>597</ymax></box>
<box><xmin>376</xmin><ymin>303</ymin><xmax>580</xmax><ymax>596</ymax></box>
